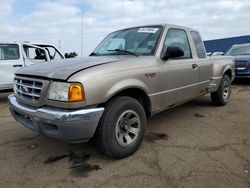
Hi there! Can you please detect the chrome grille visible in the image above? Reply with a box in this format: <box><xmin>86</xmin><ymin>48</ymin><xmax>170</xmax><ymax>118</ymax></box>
<box><xmin>235</xmin><ymin>61</ymin><xmax>247</xmax><ymax>69</ymax></box>
<box><xmin>14</xmin><ymin>78</ymin><xmax>43</xmax><ymax>102</ymax></box>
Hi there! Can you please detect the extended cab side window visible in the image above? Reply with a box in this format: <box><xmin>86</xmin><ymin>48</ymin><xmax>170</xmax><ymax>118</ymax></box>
<box><xmin>163</xmin><ymin>28</ymin><xmax>192</xmax><ymax>58</ymax></box>
<box><xmin>191</xmin><ymin>31</ymin><xmax>206</xmax><ymax>58</ymax></box>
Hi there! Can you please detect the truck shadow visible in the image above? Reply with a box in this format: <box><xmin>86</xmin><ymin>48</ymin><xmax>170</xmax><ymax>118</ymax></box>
<box><xmin>0</xmin><ymin>92</ymin><xmax>12</xmax><ymax>103</ymax></box>
<box><xmin>232</xmin><ymin>78</ymin><xmax>250</xmax><ymax>92</ymax></box>
<box><xmin>36</xmin><ymin>95</ymin><xmax>213</xmax><ymax>161</ymax></box>
<box><xmin>148</xmin><ymin>95</ymin><xmax>212</xmax><ymax>126</ymax></box>
<box><xmin>233</xmin><ymin>78</ymin><xmax>250</xmax><ymax>85</ymax></box>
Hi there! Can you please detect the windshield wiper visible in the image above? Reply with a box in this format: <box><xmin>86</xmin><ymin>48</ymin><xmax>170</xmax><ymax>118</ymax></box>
<box><xmin>107</xmin><ymin>49</ymin><xmax>139</xmax><ymax>57</ymax></box>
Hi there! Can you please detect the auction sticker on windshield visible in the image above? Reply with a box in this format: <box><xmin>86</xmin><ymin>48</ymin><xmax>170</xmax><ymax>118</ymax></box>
<box><xmin>138</xmin><ymin>28</ymin><xmax>159</xmax><ymax>33</ymax></box>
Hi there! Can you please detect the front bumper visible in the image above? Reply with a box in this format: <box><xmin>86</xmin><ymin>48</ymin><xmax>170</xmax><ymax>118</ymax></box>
<box><xmin>8</xmin><ymin>94</ymin><xmax>104</xmax><ymax>143</ymax></box>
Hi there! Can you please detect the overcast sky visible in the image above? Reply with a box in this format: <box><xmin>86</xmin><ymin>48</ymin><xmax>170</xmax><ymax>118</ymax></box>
<box><xmin>0</xmin><ymin>0</ymin><xmax>250</xmax><ymax>56</ymax></box>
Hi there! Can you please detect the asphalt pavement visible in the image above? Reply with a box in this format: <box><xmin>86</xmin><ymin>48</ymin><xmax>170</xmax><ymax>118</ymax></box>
<box><xmin>0</xmin><ymin>80</ymin><xmax>249</xmax><ymax>188</ymax></box>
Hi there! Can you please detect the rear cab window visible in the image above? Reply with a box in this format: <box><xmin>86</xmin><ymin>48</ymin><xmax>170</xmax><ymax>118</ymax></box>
<box><xmin>190</xmin><ymin>31</ymin><xmax>206</xmax><ymax>58</ymax></box>
<box><xmin>0</xmin><ymin>44</ymin><xmax>20</xmax><ymax>60</ymax></box>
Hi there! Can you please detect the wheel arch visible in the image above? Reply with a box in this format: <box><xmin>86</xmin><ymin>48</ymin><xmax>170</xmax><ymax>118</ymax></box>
<box><xmin>99</xmin><ymin>87</ymin><xmax>152</xmax><ymax>117</ymax></box>
<box><xmin>224</xmin><ymin>69</ymin><xmax>232</xmax><ymax>80</ymax></box>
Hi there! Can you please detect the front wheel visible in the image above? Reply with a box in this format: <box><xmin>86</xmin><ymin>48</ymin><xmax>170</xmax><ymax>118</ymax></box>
<box><xmin>211</xmin><ymin>75</ymin><xmax>231</xmax><ymax>106</ymax></box>
<box><xmin>96</xmin><ymin>96</ymin><xmax>147</xmax><ymax>159</ymax></box>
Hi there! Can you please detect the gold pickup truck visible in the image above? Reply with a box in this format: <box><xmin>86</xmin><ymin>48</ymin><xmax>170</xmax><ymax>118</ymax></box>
<box><xmin>8</xmin><ymin>24</ymin><xmax>235</xmax><ymax>158</ymax></box>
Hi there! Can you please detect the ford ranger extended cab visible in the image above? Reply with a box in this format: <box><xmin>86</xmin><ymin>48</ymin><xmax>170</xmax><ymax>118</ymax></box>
<box><xmin>0</xmin><ymin>42</ymin><xmax>64</xmax><ymax>91</ymax></box>
<box><xmin>8</xmin><ymin>24</ymin><xmax>235</xmax><ymax>158</ymax></box>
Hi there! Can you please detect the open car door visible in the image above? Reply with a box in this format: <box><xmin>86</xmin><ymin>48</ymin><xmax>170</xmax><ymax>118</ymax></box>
<box><xmin>22</xmin><ymin>44</ymin><xmax>50</xmax><ymax>66</ymax></box>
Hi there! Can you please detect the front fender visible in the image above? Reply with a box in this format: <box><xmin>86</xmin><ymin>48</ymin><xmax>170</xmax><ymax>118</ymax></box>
<box><xmin>104</xmin><ymin>78</ymin><xmax>149</xmax><ymax>101</ymax></box>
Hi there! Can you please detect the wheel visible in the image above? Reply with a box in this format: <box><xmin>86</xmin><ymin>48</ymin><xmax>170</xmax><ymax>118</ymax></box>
<box><xmin>211</xmin><ymin>75</ymin><xmax>231</xmax><ymax>106</ymax></box>
<box><xmin>96</xmin><ymin>96</ymin><xmax>147</xmax><ymax>159</ymax></box>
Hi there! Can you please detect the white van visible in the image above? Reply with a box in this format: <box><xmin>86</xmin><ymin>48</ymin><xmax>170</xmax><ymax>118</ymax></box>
<box><xmin>0</xmin><ymin>42</ymin><xmax>64</xmax><ymax>91</ymax></box>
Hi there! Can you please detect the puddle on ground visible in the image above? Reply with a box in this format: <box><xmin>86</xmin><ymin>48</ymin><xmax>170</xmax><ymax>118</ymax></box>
<box><xmin>199</xmin><ymin>145</ymin><xmax>225</xmax><ymax>152</ymax></box>
<box><xmin>44</xmin><ymin>154</ymin><xmax>69</xmax><ymax>164</ymax></box>
<box><xmin>45</xmin><ymin>149</ymin><xmax>101</xmax><ymax>177</ymax></box>
<box><xmin>70</xmin><ymin>164</ymin><xmax>101</xmax><ymax>177</ymax></box>
<box><xmin>145</xmin><ymin>132</ymin><xmax>169</xmax><ymax>142</ymax></box>
<box><xmin>193</xmin><ymin>113</ymin><xmax>205</xmax><ymax>118</ymax></box>
<box><xmin>69</xmin><ymin>150</ymin><xmax>91</xmax><ymax>168</ymax></box>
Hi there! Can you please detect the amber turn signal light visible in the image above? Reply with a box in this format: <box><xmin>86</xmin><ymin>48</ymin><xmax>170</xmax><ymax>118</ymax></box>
<box><xmin>68</xmin><ymin>83</ymin><xmax>85</xmax><ymax>102</ymax></box>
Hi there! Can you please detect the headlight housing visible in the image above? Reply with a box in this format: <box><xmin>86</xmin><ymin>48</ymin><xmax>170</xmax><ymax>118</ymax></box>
<box><xmin>47</xmin><ymin>82</ymin><xmax>85</xmax><ymax>102</ymax></box>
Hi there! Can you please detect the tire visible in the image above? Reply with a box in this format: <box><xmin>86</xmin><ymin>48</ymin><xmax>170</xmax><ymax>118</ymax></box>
<box><xmin>96</xmin><ymin>96</ymin><xmax>147</xmax><ymax>159</ymax></box>
<box><xmin>211</xmin><ymin>75</ymin><xmax>231</xmax><ymax>106</ymax></box>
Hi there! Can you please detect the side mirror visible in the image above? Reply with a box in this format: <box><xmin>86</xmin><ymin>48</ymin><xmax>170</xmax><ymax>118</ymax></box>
<box><xmin>211</xmin><ymin>51</ymin><xmax>224</xmax><ymax>56</ymax></box>
<box><xmin>161</xmin><ymin>46</ymin><xmax>184</xmax><ymax>60</ymax></box>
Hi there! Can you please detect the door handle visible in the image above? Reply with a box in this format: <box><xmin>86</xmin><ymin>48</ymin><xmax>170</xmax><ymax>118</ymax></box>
<box><xmin>192</xmin><ymin>64</ymin><xmax>198</xmax><ymax>69</ymax></box>
<box><xmin>13</xmin><ymin>64</ymin><xmax>23</xmax><ymax>67</ymax></box>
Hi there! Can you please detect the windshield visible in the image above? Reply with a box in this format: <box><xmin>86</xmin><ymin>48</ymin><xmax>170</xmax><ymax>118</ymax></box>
<box><xmin>92</xmin><ymin>26</ymin><xmax>163</xmax><ymax>56</ymax></box>
<box><xmin>0</xmin><ymin>44</ymin><xmax>20</xmax><ymax>60</ymax></box>
<box><xmin>226</xmin><ymin>45</ymin><xmax>250</xmax><ymax>56</ymax></box>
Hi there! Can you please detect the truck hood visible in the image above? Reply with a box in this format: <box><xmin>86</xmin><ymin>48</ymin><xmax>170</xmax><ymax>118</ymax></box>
<box><xmin>16</xmin><ymin>56</ymin><xmax>126</xmax><ymax>80</ymax></box>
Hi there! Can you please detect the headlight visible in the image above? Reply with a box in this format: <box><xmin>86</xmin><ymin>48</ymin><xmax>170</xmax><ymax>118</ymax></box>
<box><xmin>47</xmin><ymin>82</ymin><xmax>85</xmax><ymax>102</ymax></box>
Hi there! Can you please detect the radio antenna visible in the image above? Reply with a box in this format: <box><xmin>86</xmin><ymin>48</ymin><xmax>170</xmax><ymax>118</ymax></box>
<box><xmin>81</xmin><ymin>8</ymin><xmax>84</xmax><ymax>57</ymax></box>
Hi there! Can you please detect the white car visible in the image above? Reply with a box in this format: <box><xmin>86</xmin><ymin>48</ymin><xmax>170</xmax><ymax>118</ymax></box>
<box><xmin>0</xmin><ymin>42</ymin><xmax>64</xmax><ymax>91</ymax></box>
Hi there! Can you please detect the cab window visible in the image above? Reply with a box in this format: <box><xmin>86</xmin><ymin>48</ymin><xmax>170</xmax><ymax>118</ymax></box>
<box><xmin>23</xmin><ymin>46</ymin><xmax>46</xmax><ymax>61</ymax></box>
<box><xmin>191</xmin><ymin>31</ymin><xmax>206</xmax><ymax>58</ymax></box>
<box><xmin>0</xmin><ymin>44</ymin><xmax>20</xmax><ymax>60</ymax></box>
<box><xmin>163</xmin><ymin>29</ymin><xmax>192</xmax><ymax>58</ymax></box>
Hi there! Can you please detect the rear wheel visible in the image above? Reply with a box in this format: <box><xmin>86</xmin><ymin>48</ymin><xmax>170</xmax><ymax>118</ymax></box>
<box><xmin>96</xmin><ymin>96</ymin><xmax>147</xmax><ymax>159</ymax></box>
<box><xmin>211</xmin><ymin>75</ymin><xmax>231</xmax><ymax>106</ymax></box>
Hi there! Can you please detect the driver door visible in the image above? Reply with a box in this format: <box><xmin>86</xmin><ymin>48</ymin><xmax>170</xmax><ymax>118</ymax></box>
<box><xmin>157</xmin><ymin>28</ymin><xmax>199</xmax><ymax>109</ymax></box>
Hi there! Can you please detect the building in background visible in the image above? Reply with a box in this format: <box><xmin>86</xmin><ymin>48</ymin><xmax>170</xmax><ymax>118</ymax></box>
<box><xmin>204</xmin><ymin>35</ymin><xmax>250</xmax><ymax>53</ymax></box>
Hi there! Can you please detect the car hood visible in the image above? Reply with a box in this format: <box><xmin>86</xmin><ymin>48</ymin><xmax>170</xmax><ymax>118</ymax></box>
<box><xmin>233</xmin><ymin>55</ymin><xmax>250</xmax><ymax>62</ymax></box>
<box><xmin>16</xmin><ymin>56</ymin><xmax>126</xmax><ymax>80</ymax></box>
